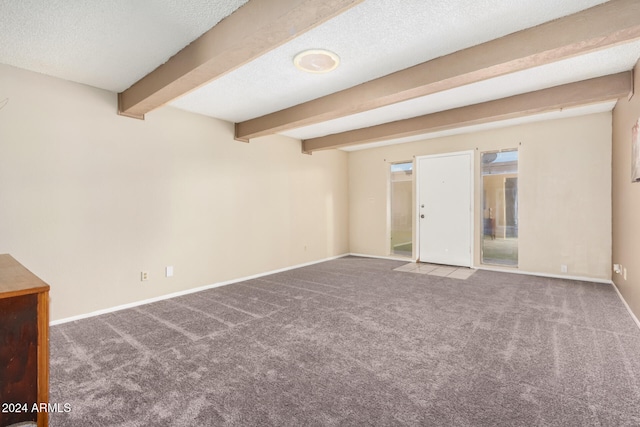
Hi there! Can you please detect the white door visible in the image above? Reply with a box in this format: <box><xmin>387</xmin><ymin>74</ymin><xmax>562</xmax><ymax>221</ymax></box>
<box><xmin>417</xmin><ymin>152</ymin><xmax>473</xmax><ymax>267</ymax></box>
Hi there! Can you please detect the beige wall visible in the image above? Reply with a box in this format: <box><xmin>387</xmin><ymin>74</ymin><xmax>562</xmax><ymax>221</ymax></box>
<box><xmin>0</xmin><ymin>64</ymin><xmax>349</xmax><ymax>321</ymax></box>
<box><xmin>349</xmin><ymin>113</ymin><xmax>612</xmax><ymax>280</ymax></box>
<box><xmin>612</xmin><ymin>61</ymin><xmax>640</xmax><ymax>319</ymax></box>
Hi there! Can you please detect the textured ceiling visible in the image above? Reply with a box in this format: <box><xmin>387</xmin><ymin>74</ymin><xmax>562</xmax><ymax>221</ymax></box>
<box><xmin>282</xmin><ymin>39</ymin><xmax>640</xmax><ymax>140</ymax></box>
<box><xmin>0</xmin><ymin>0</ymin><xmax>249</xmax><ymax>92</ymax></box>
<box><xmin>1</xmin><ymin>0</ymin><xmax>638</xmax><ymax>148</ymax></box>
<box><xmin>170</xmin><ymin>0</ymin><xmax>609</xmax><ymax>121</ymax></box>
<box><xmin>339</xmin><ymin>101</ymin><xmax>618</xmax><ymax>151</ymax></box>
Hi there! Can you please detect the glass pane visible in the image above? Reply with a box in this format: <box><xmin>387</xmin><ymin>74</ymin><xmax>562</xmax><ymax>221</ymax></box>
<box><xmin>482</xmin><ymin>150</ymin><xmax>518</xmax><ymax>266</ymax></box>
<box><xmin>390</xmin><ymin>162</ymin><xmax>413</xmax><ymax>257</ymax></box>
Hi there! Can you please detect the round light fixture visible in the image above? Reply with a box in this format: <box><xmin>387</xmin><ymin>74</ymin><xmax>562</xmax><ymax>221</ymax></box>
<box><xmin>293</xmin><ymin>49</ymin><xmax>340</xmax><ymax>74</ymax></box>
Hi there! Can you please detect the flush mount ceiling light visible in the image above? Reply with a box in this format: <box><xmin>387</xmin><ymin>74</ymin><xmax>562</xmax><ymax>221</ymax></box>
<box><xmin>293</xmin><ymin>49</ymin><xmax>340</xmax><ymax>74</ymax></box>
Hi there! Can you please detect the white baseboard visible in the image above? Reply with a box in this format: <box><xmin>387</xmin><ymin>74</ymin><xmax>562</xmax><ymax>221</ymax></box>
<box><xmin>350</xmin><ymin>254</ymin><xmax>613</xmax><ymax>283</ymax></box>
<box><xmin>610</xmin><ymin>280</ymin><xmax>640</xmax><ymax>331</ymax></box>
<box><xmin>474</xmin><ymin>265</ymin><xmax>612</xmax><ymax>284</ymax></box>
<box><xmin>50</xmin><ymin>253</ymin><xmax>350</xmax><ymax>326</ymax></box>
<box><xmin>53</xmin><ymin>253</ymin><xmax>638</xmax><ymax>331</ymax></box>
<box><xmin>349</xmin><ymin>253</ymin><xmax>415</xmax><ymax>262</ymax></box>
<box><xmin>355</xmin><ymin>254</ymin><xmax>611</xmax><ymax>284</ymax></box>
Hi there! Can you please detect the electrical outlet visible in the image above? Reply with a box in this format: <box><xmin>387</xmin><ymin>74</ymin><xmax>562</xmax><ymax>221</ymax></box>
<box><xmin>613</xmin><ymin>264</ymin><xmax>622</xmax><ymax>274</ymax></box>
<box><xmin>165</xmin><ymin>266</ymin><xmax>174</xmax><ymax>278</ymax></box>
<box><xmin>624</xmin><ymin>268</ymin><xmax>627</xmax><ymax>280</ymax></box>
<box><xmin>141</xmin><ymin>271</ymin><xmax>149</xmax><ymax>281</ymax></box>
<box><xmin>560</xmin><ymin>264</ymin><xmax>568</xmax><ymax>273</ymax></box>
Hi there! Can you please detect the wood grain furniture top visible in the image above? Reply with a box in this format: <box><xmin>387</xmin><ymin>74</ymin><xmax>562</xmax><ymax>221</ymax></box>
<box><xmin>0</xmin><ymin>254</ymin><xmax>50</xmax><ymax>298</ymax></box>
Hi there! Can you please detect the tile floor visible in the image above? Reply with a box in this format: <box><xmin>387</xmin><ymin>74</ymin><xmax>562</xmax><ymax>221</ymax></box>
<box><xmin>393</xmin><ymin>262</ymin><xmax>476</xmax><ymax>280</ymax></box>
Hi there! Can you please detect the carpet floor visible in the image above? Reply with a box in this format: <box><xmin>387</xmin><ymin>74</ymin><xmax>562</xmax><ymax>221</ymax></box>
<box><xmin>49</xmin><ymin>257</ymin><xmax>640</xmax><ymax>426</ymax></box>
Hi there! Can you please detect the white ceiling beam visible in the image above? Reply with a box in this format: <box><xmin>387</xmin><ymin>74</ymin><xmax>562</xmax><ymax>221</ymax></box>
<box><xmin>117</xmin><ymin>0</ymin><xmax>364</xmax><ymax>119</ymax></box>
<box><xmin>236</xmin><ymin>0</ymin><xmax>640</xmax><ymax>141</ymax></box>
<box><xmin>301</xmin><ymin>72</ymin><xmax>632</xmax><ymax>153</ymax></box>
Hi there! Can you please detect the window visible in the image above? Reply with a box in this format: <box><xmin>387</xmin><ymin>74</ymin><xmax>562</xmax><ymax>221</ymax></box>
<box><xmin>390</xmin><ymin>162</ymin><xmax>413</xmax><ymax>257</ymax></box>
<box><xmin>481</xmin><ymin>150</ymin><xmax>518</xmax><ymax>266</ymax></box>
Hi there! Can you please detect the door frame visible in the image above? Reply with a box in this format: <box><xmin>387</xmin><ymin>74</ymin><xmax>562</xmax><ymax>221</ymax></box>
<box><xmin>415</xmin><ymin>150</ymin><xmax>475</xmax><ymax>267</ymax></box>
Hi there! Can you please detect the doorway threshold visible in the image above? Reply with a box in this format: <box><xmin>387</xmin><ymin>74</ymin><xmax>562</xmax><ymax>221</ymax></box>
<box><xmin>394</xmin><ymin>262</ymin><xmax>476</xmax><ymax>280</ymax></box>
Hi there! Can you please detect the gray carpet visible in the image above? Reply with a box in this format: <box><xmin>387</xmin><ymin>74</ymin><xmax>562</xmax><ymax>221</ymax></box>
<box><xmin>49</xmin><ymin>256</ymin><xmax>640</xmax><ymax>426</ymax></box>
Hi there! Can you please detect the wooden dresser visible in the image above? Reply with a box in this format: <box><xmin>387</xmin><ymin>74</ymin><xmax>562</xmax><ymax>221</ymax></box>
<box><xmin>0</xmin><ymin>254</ymin><xmax>49</xmax><ymax>427</ymax></box>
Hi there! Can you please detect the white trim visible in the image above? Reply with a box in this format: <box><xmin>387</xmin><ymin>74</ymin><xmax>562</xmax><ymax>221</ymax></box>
<box><xmin>475</xmin><ymin>265</ymin><xmax>612</xmax><ymax>284</ymax></box>
<box><xmin>610</xmin><ymin>280</ymin><xmax>640</xmax><ymax>331</ymax></box>
<box><xmin>50</xmin><ymin>253</ymin><xmax>350</xmax><ymax>325</ymax></box>
<box><xmin>415</xmin><ymin>150</ymin><xmax>474</xmax><ymax>267</ymax></box>
<box><xmin>349</xmin><ymin>253</ymin><xmax>416</xmax><ymax>262</ymax></box>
